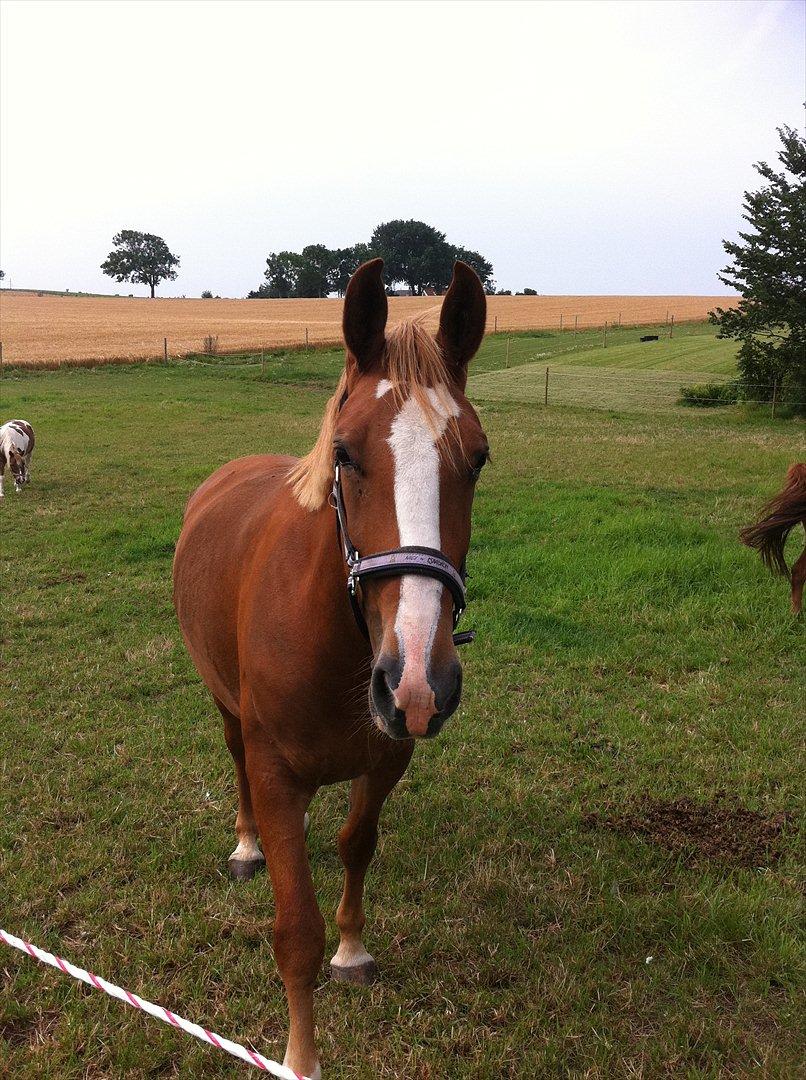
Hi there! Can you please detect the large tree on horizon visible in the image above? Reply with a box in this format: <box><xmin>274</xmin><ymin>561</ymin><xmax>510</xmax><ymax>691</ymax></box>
<box><xmin>247</xmin><ymin>224</ymin><xmax>495</xmax><ymax>298</ymax></box>
<box><xmin>370</xmin><ymin>221</ymin><xmax>495</xmax><ymax>294</ymax></box>
<box><xmin>710</xmin><ymin>124</ymin><xmax>806</xmax><ymax>405</ymax></box>
<box><xmin>101</xmin><ymin>230</ymin><xmax>179</xmax><ymax>298</ymax></box>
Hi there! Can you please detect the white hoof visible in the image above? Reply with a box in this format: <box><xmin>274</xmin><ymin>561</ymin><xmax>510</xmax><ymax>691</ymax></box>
<box><xmin>283</xmin><ymin>1053</ymin><xmax>322</xmax><ymax>1080</ymax></box>
<box><xmin>330</xmin><ymin>939</ymin><xmax>378</xmax><ymax>985</ymax></box>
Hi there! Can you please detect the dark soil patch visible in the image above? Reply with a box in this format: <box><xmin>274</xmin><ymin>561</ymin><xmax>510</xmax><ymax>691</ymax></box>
<box><xmin>584</xmin><ymin>796</ymin><xmax>792</xmax><ymax>867</ymax></box>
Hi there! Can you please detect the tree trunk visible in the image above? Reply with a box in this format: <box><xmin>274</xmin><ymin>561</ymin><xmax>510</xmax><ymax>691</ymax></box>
<box><xmin>150</xmin><ymin>282</ymin><xmax>155</xmax><ymax>298</ymax></box>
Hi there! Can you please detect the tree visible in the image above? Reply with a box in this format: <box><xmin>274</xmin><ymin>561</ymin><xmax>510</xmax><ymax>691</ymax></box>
<box><xmin>370</xmin><ymin>220</ymin><xmax>453</xmax><ymax>294</ymax></box>
<box><xmin>710</xmin><ymin>124</ymin><xmax>806</xmax><ymax>406</ymax></box>
<box><xmin>370</xmin><ymin>221</ymin><xmax>495</xmax><ymax>295</ymax></box>
<box><xmin>101</xmin><ymin>230</ymin><xmax>179</xmax><ymax>298</ymax></box>
<box><xmin>248</xmin><ymin>223</ymin><xmax>495</xmax><ymax>299</ymax></box>
<box><xmin>294</xmin><ymin>244</ymin><xmax>337</xmax><ymax>298</ymax></box>
<box><xmin>250</xmin><ymin>251</ymin><xmax>302</xmax><ymax>298</ymax></box>
<box><xmin>331</xmin><ymin>244</ymin><xmax>372</xmax><ymax>296</ymax></box>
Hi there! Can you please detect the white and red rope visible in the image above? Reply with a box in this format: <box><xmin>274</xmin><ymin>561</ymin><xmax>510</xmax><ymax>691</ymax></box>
<box><xmin>0</xmin><ymin>928</ymin><xmax>308</xmax><ymax>1079</ymax></box>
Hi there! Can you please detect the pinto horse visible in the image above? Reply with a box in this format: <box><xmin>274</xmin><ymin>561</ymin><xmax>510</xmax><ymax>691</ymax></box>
<box><xmin>173</xmin><ymin>260</ymin><xmax>489</xmax><ymax>1078</ymax></box>
<box><xmin>0</xmin><ymin>419</ymin><xmax>35</xmax><ymax>497</ymax></box>
<box><xmin>740</xmin><ymin>462</ymin><xmax>806</xmax><ymax>615</ymax></box>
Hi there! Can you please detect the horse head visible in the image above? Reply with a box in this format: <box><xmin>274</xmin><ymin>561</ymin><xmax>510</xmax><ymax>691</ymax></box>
<box><xmin>306</xmin><ymin>259</ymin><xmax>489</xmax><ymax>739</ymax></box>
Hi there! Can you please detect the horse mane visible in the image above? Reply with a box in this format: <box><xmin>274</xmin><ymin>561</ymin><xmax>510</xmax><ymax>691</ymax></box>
<box><xmin>739</xmin><ymin>462</ymin><xmax>806</xmax><ymax>577</ymax></box>
<box><xmin>289</xmin><ymin>317</ymin><xmax>459</xmax><ymax>512</ymax></box>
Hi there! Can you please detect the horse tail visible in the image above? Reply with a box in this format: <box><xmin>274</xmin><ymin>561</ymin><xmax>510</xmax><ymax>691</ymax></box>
<box><xmin>740</xmin><ymin>463</ymin><xmax>806</xmax><ymax>578</ymax></box>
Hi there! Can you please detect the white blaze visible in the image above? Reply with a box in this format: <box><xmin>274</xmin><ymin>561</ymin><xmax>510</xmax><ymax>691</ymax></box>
<box><xmin>387</xmin><ymin>387</ymin><xmax>460</xmax><ymax>720</ymax></box>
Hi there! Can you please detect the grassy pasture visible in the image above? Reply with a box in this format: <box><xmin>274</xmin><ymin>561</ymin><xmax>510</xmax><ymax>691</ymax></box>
<box><xmin>0</xmin><ymin>340</ymin><xmax>804</xmax><ymax>1078</ymax></box>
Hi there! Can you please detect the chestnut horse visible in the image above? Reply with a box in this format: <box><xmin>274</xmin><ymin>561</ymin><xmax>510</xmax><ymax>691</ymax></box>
<box><xmin>740</xmin><ymin>462</ymin><xmax>806</xmax><ymax>615</ymax></box>
<box><xmin>173</xmin><ymin>260</ymin><xmax>489</xmax><ymax>1078</ymax></box>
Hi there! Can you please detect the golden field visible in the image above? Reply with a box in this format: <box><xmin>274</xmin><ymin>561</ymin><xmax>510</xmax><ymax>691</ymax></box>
<box><xmin>0</xmin><ymin>291</ymin><xmax>738</xmax><ymax>366</ymax></box>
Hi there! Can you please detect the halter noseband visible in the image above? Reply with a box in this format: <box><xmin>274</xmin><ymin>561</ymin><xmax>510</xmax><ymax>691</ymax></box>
<box><xmin>330</xmin><ymin>461</ymin><xmax>476</xmax><ymax>647</ymax></box>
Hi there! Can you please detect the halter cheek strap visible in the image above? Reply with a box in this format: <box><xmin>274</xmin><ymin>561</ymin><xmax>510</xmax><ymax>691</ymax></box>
<box><xmin>330</xmin><ymin>462</ymin><xmax>476</xmax><ymax>647</ymax></box>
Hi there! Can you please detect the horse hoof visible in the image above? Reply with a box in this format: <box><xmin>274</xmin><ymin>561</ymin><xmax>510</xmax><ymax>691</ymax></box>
<box><xmin>227</xmin><ymin>856</ymin><xmax>265</xmax><ymax>881</ymax></box>
<box><xmin>330</xmin><ymin>958</ymin><xmax>379</xmax><ymax>986</ymax></box>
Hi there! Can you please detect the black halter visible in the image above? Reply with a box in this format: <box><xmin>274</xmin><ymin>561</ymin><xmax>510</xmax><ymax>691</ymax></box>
<box><xmin>330</xmin><ymin>461</ymin><xmax>476</xmax><ymax>647</ymax></box>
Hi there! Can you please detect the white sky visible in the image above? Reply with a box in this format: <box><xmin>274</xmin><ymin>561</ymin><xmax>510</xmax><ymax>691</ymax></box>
<box><xmin>1</xmin><ymin>0</ymin><xmax>803</xmax><ymax>297</ymax></box>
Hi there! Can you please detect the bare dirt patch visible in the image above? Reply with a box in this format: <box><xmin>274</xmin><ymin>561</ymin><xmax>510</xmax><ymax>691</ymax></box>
<box><xmin>585</xmin><ymin>796</ymin><xmax>792</xmax><ymax>867</ymax></box>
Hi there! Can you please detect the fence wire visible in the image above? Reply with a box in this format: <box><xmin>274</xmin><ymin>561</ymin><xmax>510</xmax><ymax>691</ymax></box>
<box><xmin>466</xmin><ymin>362</ymin><xmax>803</xmax><ymax>414</ymax></box>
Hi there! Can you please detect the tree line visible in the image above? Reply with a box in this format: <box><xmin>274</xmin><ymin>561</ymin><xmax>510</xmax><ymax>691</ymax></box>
<box><xmin>246</xmin><ymin>220</ymin><xmax>495</xmax><ymax>298</ymax></box>
<box><xmin>95</xmin><ymin>121</ymin><xmax>804</xmax><ymax>409</ymax></box>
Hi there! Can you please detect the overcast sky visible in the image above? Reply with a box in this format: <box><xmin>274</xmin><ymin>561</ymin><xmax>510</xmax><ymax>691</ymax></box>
<box><xmin>1</xmin><ymin>0</ymin><xmax>803</xmax><ymax>298</ymax></box>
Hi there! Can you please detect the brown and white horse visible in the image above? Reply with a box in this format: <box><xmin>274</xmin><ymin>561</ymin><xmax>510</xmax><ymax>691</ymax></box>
<box><xmin>0</xmin><ymin>419</ymin><xmax>35</xmax><ymax>497</ymax></box>
<box><xmin>741</xmin><ymin>462</ymin><xmax>806</xmax><ymax>615</ymax></box>
<box><xmin>173</xmin><ymin>260</ymin><xmax>489</xmax><ymax>1078</ymax></box>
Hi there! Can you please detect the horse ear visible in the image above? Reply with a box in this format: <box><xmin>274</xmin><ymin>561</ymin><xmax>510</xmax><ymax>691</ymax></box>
<box><xmin>343</xmin><ymin>258</ymin><xmax>388</xmax><ymax>372</ymax></box>
<box><xmin>437</xmin><ymin>262</ymin><xmax>487</xmax><ymax>388</ymax></box>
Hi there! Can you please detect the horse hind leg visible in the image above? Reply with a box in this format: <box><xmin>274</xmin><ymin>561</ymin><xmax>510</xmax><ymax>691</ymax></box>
<box><xmin>791</xmin><ymin>539</ymin><xmax>806</xmax><ymax>616</ymax></box>
<box><xmin>217</xmin><ymin>697</ymin><xmax>265</xmax><ymax>881</ymax></box>
<box><xmin>331</xmin><ymin>744</ymin><xmax>413</xmax><ymax>986</ymax></box>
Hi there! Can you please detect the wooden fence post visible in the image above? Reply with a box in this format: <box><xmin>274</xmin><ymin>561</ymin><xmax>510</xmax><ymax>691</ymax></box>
<box><xmin>305</xmin><ymin>327</ymin><xmax>309</xmax><ymax>348</ymax></box>
<box><xmin>559</xmin><ymin>313</ymin><xmax>563</xmax><ymax>332</ymax></box>
<box><xmin>544</xmin><ymin>366</ymin><xmax>549</xmax><ymax>406</ymax></box>
<box><xmin>574</xmin><ymin>314</ymin><xmax>578</xmax><ymax>338</ymax></box>
<box><xmin>163</xmin><ymin>337</ymin><xmax>168</xmax><ymax>363</ymax></box>
<box><xmin>494</xmin><ymin>315</ymin><xmax>498</xmax><ymax>333</ymax></box>
<box><xmin>771</xmin><ymin>378</ymin><xmax>778</xmax><ymax>418</ymax></box>
<box><xmin>603</xmin><ymin>321</ymin><xmax>607</xmax><ymax>348</ymax></box>
<box><xmin>669</xmin><ymin>314</ymin><xmax>674</xmax><ymax>339</ymax></box>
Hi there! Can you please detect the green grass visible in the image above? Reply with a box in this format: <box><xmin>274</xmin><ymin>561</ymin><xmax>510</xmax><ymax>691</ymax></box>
<box><xmin>179</xmin><ymin>321</ymin><xmax>742</xmax><ymax>414</ymax></box>
<box><xmin>471</xmin><ymin>319</ymin><xmax>739</xmax><ymax>374</ymax></box>
<box><xmin>1</xmin><ymin>349</ymin><xmax>804</xmax><ymax>1078</ymax></box>
<box><xmin>466</xmin><ymin>322</ymin><xmax>744</xmax><ymax>413</ymax></box>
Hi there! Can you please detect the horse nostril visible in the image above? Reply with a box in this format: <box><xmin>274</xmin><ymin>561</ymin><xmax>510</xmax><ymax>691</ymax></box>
<box><xmin>370</xmin><ymin>660</ymin><xmax>397</xmax><ymax>718</ymax></box>
<box><xmin>435</xmin><ymin>661</ymin><xmax>463</xmax><ymax>718</ymax></box>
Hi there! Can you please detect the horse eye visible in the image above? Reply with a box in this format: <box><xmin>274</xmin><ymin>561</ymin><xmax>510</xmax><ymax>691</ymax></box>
<box><xmin>470</xmin><ymin>451</ymin><xmax>490</xmax><ymax>479</ymax></box>
<box><xmin>335</xmin><ymin>447</ymin><xmax>355</xmax><ymax>468</ymax></box>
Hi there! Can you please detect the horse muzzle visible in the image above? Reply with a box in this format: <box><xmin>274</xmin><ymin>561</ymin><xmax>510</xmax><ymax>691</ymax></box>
<box><xmin>370</xmin><ymin>654</ymin><xmax>463</xmax><ymax>740</ymax></box>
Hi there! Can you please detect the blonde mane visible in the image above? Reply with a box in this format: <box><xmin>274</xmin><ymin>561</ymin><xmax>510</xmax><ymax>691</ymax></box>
<box><xmin>288</xmin><ymin>318</ymin><xmax>459</xmax><ymax>512</ymax></box>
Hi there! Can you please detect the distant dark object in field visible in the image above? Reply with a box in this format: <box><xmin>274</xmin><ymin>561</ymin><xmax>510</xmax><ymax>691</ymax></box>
<box><xmin>640</xmin><ymin>334</ymin><xmax>659</xmax><ymax>342</ymax></box>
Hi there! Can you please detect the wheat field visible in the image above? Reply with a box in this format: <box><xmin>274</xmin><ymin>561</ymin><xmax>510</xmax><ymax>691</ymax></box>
<box><xmin>0</xmin><ymin>291</ymin><xmax>738</xmax><ymax>366</ymax></box>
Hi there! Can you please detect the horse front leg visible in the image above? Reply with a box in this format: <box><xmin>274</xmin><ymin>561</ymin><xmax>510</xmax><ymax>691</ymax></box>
<box><xmin>331</xmin><ymin>743</ymin><xmax>414</xmax><ymax>985</ymax></box>
<box><xmin>246</xmin><ymin>746</ymin><xmax>324</xmax><ymax>1080</ymax></box>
